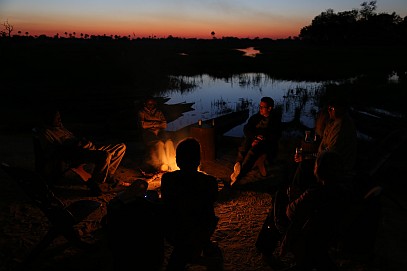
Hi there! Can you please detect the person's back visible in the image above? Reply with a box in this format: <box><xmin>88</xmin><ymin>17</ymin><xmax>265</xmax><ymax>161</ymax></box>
<box><xmin>161</xmin><ymin>170</ymin><xmax>218</xmax><ymax>238</ymax></box>
<box><xmin>161</xmin><ymin>137</ymin><xmax>219</xmax><ymax>270</ymax></box>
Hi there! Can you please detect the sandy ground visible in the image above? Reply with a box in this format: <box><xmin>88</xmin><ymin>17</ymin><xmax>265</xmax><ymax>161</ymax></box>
<box><xmin>1</xmin><ymin>130</ymin><xmax>407</xmax><ymax>271</ymax></box>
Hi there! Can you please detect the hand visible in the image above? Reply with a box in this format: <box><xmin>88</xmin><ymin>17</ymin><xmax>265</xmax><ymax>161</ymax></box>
<box><xmin>294</xmin><ymin>153</ymin><xmax>303</xmax><ymax>163</ymax></box>
<box><xmin>251</xmin><ymin>135</ymin><xmax>263</xmax><ymax>147</ymax></box>
<box><xmin>251</xmin><ymin>139</ymin><xmax>260</xmax><ymax>147</ymax></box>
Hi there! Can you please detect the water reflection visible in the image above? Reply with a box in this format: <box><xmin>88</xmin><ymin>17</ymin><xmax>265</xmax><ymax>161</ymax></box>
<box><xmin>236</xmin><ymin>47</ymin><xmax>261</xmax><ymax>57</ymax></box>
<box><xmin>160</xmin><ymin>73</ymin><xmax>326</xmax><ymax>137</ymax></box>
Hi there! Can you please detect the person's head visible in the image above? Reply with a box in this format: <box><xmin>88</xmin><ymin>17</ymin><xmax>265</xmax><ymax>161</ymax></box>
<box><xmin>41</xmin><ymin>108</ymin><xmax>62</xmax><ymax>127</ymax></box>
<box><xmin>314</xmin><ymin>150</ymin><xmax>344</xmax><ymax>185</ymax></box>
<box><xmin>259</xmin><ymin>97</ymin><xmax>274</xmax><ymax>117</ymax></box>
<box><xmin>144</xmin><ymin>97</ymin><xmax>157</xmax><ymax>111</ymax></box>
<box><xmin>327</xmin><ymin>97</ymin><xmax>349</xmax><ymax>120</ymax></box>
<box><xmin>175</xmin><ymin>137</ymin><xmax>201</xmax><ymax>170</ymax></box>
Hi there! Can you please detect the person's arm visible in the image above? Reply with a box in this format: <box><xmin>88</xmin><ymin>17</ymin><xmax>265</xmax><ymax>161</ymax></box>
<box><xmin>155</xmin><ymin>110</ymin><xmax>167</xmax><ymax>130</ymax></box>
<box><xmin>138</xmin><ymin>109</ymin><xmax>167</xmax><ymax>130</ymax></box>
<box><xmin>243</xmin><ymin>114</ymin><xmax>258</xmax><ymax>139</ymax></box>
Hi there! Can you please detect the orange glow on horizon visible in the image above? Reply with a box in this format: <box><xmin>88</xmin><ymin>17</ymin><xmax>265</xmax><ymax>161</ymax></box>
<box><xmin>14</xmin><ymin>20</ymin><xmax>301</xmax><ymax>39</ymax></box>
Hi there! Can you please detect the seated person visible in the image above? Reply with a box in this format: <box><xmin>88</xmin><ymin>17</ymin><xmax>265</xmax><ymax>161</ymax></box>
<box><xmin>290</xmin><ymin>97</ymin><xmax>357</xmax><ymax>200</ymax></box>
<box><xmin>138</xmin><ymin>97</ymin><xmax>176</xmax><ymax>172</ymax></box>
<box><xmin>38</xmin><ymin>108</ymin><xmax>126</xmax><ymax>195</ymax></box>
<box><xmin>276</xmin><ymin>150</ymin><xmax>352</xmax><ymax>271</ymax></box>
<box><xmin>230</xmin><ymin>96</ymin><xmax>282</xmax><ymax>186</ymax></box>
<box><xmin>160</xmin><ymin>137</ymin><xmax>220</xmax><ymax>271</ymax></box>
<box><xmin>104</xmin><ymin>179</ymin><xmax>164</xmax><ymax>271</ymax></box>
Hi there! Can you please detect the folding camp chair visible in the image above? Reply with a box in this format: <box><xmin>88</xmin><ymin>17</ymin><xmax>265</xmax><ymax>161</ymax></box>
<box><xmin>0</xmin><ymin>162</ymin><xmax>101</xmax><ymax>269</ymax></box>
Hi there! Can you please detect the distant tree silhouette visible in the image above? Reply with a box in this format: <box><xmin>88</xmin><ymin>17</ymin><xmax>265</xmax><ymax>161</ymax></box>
<box><xmin>211</xmin><ymin>31</ymin><xmax>216</xmax><ymax>39</ymax></box>
<box><xmin>299</xmin><ymin>1</ymin><xmax>406</xmax><ymax>44</ymax></box>
<box><xmin>360</xmin><ymin>1</ymin><xmax>377</xmax><ymax>20</ymax></box>
<box><xmin>2</xmin><ymin>20</ymin><xmax>14</xmax><ymax>37</ymax></box>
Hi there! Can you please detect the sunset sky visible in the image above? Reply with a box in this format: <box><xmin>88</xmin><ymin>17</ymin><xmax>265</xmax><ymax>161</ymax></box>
<box><xmin>1</xmin><ymin>0</ymin><xmax>406</xmax><ymax>39</ymax></box>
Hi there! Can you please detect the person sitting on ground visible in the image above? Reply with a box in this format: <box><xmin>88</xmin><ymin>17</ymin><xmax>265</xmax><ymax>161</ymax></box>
<box><xmin>275</xmin><ymin>150</ymin><xmax>352</xmax><ymax>271</ymax></box>
<box><xmin>138</xmin><ymin>96</ymin><xmax>177</xmax><ymax>172</ymax></box>
<box><xmin>290</xmin><ymin>97</ymin><xmax>357</xmax><ymax>200</ymax></box>
<box><xmin>104</xmin><ymin>179</ymin><xmax>164</xmax><ymax>271</ymax></box>
<box><xmin>230</xmin><ymin>96</ymin><xmax>282</xmax><ymax>186</ymax></box>
<box><xmin>160</xmin><ymin>137</ymin><xmax>220</xmax><ymax>271</ymax></box>
<box><xmin>38</xmin><ymin>108</ymin><xmax>126</xmax><ymax>196</ymax></box>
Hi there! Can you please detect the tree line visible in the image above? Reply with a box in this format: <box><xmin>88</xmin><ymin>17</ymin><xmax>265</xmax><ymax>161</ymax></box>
<box><xmin>1</xmin><ymin>1</ymin><xmax>406</xmax><ymax>44</ymax></box>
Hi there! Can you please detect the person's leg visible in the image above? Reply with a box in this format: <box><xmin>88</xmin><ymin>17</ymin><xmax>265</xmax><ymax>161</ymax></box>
<box><xmin>290</xmin><ymin>159</ymin><xmax>317</xmax><ymax>200</ymax></box>
<box><xmin>240</xmin><ymin>141</ymin><xmax>267</xmax><ymax>177</ymax></box>
<box><xmin>146</xmin><ymin>141</ymin><xmax>162</xmax><ymax>171</ymax></box>
<box><xmin>78</xmin><ymin>149</ymin><xmax>109</xmax><ymax>184</ymax></box>
<box><xmin>154</xmin><ymin>140</ymin><xmax>169</xmax><ymax>171</ymax></box>
<box><xmin>231</xmin><ymin>137</ymin><xmax>252</xmax><ymax>184</ymax></box>
<box><xmin>164</xmin><ymin>139</ymin><xmax>177</xmax><ymax>170</ymax></box>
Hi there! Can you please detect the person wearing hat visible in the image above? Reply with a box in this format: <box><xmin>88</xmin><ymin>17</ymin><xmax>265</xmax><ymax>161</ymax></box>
<box><xmin>230</xmin><ymin>96</ymin><xmax>282</xmax><ymax>186</ymax></box>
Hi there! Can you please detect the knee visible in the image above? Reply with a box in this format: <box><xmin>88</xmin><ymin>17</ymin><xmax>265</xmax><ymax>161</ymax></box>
<box><xmin>119</xmin><ymin>143</ymin><xmax>126</xmax><ymax>154</ymax></box>
<box><xmin>156</xmin><ymin>141</ymin><xmax>165</xmax><ymax>149</ymax></box>
<box><xmin>164</xmin><ymin>139</ymin><xmax>174</xmax><ymax>149</ymax></box>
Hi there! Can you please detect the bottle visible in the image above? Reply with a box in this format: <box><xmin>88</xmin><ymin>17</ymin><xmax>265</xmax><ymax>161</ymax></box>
<box><xmin>305</xmin><ymin>130</ymin><xmax>311</xmax><ymax>142</ymax></box>
<box><xmin>198</xmin><ymin>119</ymin><xmax>202</xmax><ymax>127</ymax></box>
<box><xmin>212</xmin><ymin>119</ymin><xmax>215</xmax><ymax>127</ymax></box>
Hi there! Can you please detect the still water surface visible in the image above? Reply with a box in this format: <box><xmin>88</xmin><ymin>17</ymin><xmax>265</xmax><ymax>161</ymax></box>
<box><xmin>160</xmin><ymin>73</ymin><xmax>328</xmax><ymax>137</ymax></box>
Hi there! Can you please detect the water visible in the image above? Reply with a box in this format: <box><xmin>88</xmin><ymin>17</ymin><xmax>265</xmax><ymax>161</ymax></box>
<box><xmin>160</xmin><ymin>73</ymin><xmax>327</xmax><ymax>137</ymax></box>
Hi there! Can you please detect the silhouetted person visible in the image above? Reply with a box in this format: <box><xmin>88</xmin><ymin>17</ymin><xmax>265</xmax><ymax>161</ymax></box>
<box><xmin>290</xmin><ymin>97</ymin><xmax>357</xmax><ymax>200</ymax></box>
<box><xmin>104</xmin><ymin>179</ymin><xmax>164</xmax><ymax>271</ymax></box>
<box><xmin>38</xmin><ymin>108</ymin><xmax>126</xmax><ymax>195</ymax></box>
<box><xmin>138</xmin><ymin>97</ymin><xmax>177</xmax><ymax>172</ymax></box>
<box><xmin>276</xmin><ymin>150</ymin><xmax>351</xmax><ymax>271</ymax></box>
<box><xmin>161</xmin><ymin>137</ymin><xmax>220</xmax><ymax>271</ymax></box>
<box><xmin>230</xmin><ymin>96</ymin><xmax>282</xmax><ymax>186</ymax></box>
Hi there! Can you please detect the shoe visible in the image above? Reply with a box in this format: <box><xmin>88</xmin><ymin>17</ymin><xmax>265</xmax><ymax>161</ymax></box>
<box><xmin>160</xmin><ymin>164</ymin><xmax>169</xmax><ymax>172</ymax></box>
<box><xmin>230</xmin><ymin>162</ymin><xmax>241</xmax><ymax>186</ymax></box>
